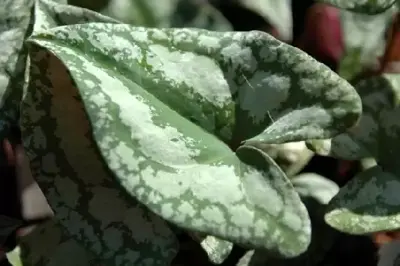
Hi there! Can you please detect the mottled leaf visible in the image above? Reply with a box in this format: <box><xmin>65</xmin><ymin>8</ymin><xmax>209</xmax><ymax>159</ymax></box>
<box><xmin>33</xmin><ymin>0</ymin><xmax>118</xmax><ymax>33</ymax></box>
<box><xmin>23</xmin><ymin>2</ymin><xmax>177</xmax><ymax>265</ymax></box>
<box><xmin>338</xmin><ymin>8</ymin><xmax>395</xmax><ymax>80</ymax></box>
<box><xmin>103</xmin><ymin>0</ymin><xmax>233</xmax><ymax>31</ymax></box>
<box><xmin>235</xmin><ymin>0</ymin><xmax>293</xmax><ymax>41</ymax></box>
<box><xmin>0</xmin><ymin>0</ymin><xmax>33</xmax><ymax>139</ymax></box>
<box><xmin>22</xmin><ymin>47</ymin><xmax>179</xmax><ymax>264</ymax></box>
<box><xmin>317</xmin><ymin>0</ymin><xmax>396</xmax><ymax>14</ymax></box>
<box><xmin>308</xmin><ymin>74</ymin><xmax>400</xmax><ymax>165</ymax></box>
<box><xmin>236</xmin><ymin>174</ymin><xmax>340</xmax><ymax>266</ymax></box>
<box><xmin>325</xmin><ymin>165</ymin><xmax>400</xmax><ymax>234</ymax></box>
<box><xmin>199</xmin><ymin>236</ymin><xmax>233</xmax><ymax>264</ymax></box>
<box><xmin>24</xmin><ymin>24</ymin><xmax>317</xmax><ymax>257</ymax></box>
<box><xmin>19</xmin><ymin>220</ymin><xmax>99</xmax><ymax>266</ymax></box>
<box><xmin>187</xmin><ymin>231</ymin><xmax>233</xmax><ymax>264</ymax></box>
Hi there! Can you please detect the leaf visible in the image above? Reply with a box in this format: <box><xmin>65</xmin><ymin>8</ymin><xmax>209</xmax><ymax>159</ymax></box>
<box><xmin>33</xmin><ymin>0</ymin><xmax>118</xmax><ymax>33</ymax></box>
<box><xmin>308</xmin><ymin>74</ymin><xmax>400</xmax><ymax>165</ymax></box>
<box><xmin>102</xmin><ymin>0</ymin><xmax>233</xmax><ymax>31</ymax></box>
<box><xmin>292</xmin><ymin>173</ymin><xmax>339</xmax><ymax>205</ymax></box>
<box><xmin>24</xmin><ymin>2</ymin><xmax>177</xmax><ymax>265</ymax></box>
<box><xmin>250</xmin><ymin>141</ymin><xmax>313</xmax><ymax>177</ymax></box>
<box><xmin>325</xmin><ymin>165</ymin><xmax>400</xmax><ymax>234</ymax></box>
<box><xmin>0</xmin><ymin>0</ymin><xmax>33</xmax><ymax>139</ymax></box>
<box><xmin>19</xmin><ymin>220</ymin><xmax>99</xmax><ymax>266</ymax></box>
<box><xmin>199</xmin><ymin>236</ymin><xmax>233</xmax><ymax>264</ymax></box>
<box><xmin>338</xmin><ymin>8</ymin><xmax>395</xmax><ymax>79</ymax></box>
<box><xmin>316</xmin><ymin>0</ymin><xmax>397</xmax><ymax>14</ymax></box>
<box><xmin>187</xmin><ymin>231</ymin><xmax>233</xmax><ymax>264</ymax></box>
<box><xmin>0</xmin><ymin>215</ymin><xmax>23</xmax><ymax>247</ymax></box>
<box><xmin>24</xmin><ymin>24</ymin><xmax>318</xmax><ymax>257</ymax></box>
<box><xmin>6</xmin><ymin>247</ymin><xmax>22</xmax><ymax>266</ymax></box>
<box><xmin>236</xmin><ymin>174</ymin><xmax>340</xmax><ymax>266</ymax></box>
<box><xmin>22</xmin><ymin>47</ymin><xmax>179</xmax><ymax>264</ymax></box>
<box><xmin>235</xmin><ymin>0</ymin><xmax>293</xmax><ymax>41</ymax></box>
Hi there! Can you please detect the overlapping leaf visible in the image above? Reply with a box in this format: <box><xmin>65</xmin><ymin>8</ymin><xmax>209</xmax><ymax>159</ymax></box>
<box><xmin>235</xmin><ymin>173</ymin><xmax>340</xmax><ymax>266</ymax></box>
<box><xmin>325</xmin><ymin>166</ymin><xmax>400</xmax><ymax>234</ymax></box>
<box><xmin>338</xmin><ymin>8</ymin><xmax>395</xmax><ymax>81</ymax></box>
<box><xmin>316</xmin><ymin>0</ymin><xmax>397</xmax><ymax>14</ymax></box>
<box><xmin>0</xmin><ymin>0</ymin><xmax>33</xmax><ymax>140</ymax></box>
<box><xmin>21</xmin><ymin>2</ymin><xmax>180</xmax><ymax>265</ymax></box>
<box><xmin>309</xmin><ymin>74</ymin><xmax>400</xmax><ymax>234</ymax></box>
<box><xmin>24</xmin><ymin>21</ymin><xmax>362</xmax><ymax>257</ymax></box>
<box><xmin>309</xmin><ymin>74</ymin><xmax>400</xmax><ymax>162</ymax></box>
<box><xmin>19</xmin><ymin>23</ymin><xmax>304</xmax><ymax>258</ymax></box>
<box><xmin>19</xmin><ymin>220</ymin><xmax>99</xmax><ymax>266</ymax></box>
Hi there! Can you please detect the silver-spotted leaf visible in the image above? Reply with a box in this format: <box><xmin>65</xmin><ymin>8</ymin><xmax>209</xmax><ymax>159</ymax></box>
<box><xmin>25</xmin><ymin>23</ymin><xmax>313</xmax><ymax>257</ymax></box>
<box><xmin>238</xmin><ymin>174</ymin><xmax>339</xmax><ymax>266</ymax></box>
<box><xmin>338</xmin><ymin>8</ymin><xmax>395</xmax><ymax>80</ymax></box>
<box><xmin>0</xmin><ymin>0</ymin><xmax>33</xmax><ymax>139</ymax></box>
<box><xmin>33</xmin><ymin>0</ymin><xmax>118</xmax><ymax>33</ymax></box>
<box><xmin>235</xmin><ymin>0</ymin><xmax>293</xmax><ymax>41</ymax></box>
<box><xmin>19</xmin><ymin>220</ymin><xmax>99</xmax><ymax>266</ymax></box>
<box><xmin>29</xmin><ymin>22</ymin><xmax>361</xmax><ymax>154</ymax></box>
<box><xmin>187</xmin><ymin>231</ymin><xmax>233</xmax><ymax>264</ymax></box>
<box><xmin>308</xmin><ymin>74</ymin><xmax>400</xmax><ymax>167</ymax></box>
<box><xmin>200</xmin><ymin>236</ymin><xmax>233</xmax><ymax>264</ymax></box>
<box><xmin>325</xmin><ymin>165</ymin><xmax>400</xmax><ymax>234</ymax></box>
<box><xmin>316</xmin><ymin>0</ymin><xmax>396</xmax><ymax>14</ymax></box>
<box><xmin>22</xmin><ymin>47</ymin><xmax>179</xmax><ymax>265</ymax></box>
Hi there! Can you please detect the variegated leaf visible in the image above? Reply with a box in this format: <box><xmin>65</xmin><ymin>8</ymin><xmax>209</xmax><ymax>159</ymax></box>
<box><xmin>251</xmin><ymin>141</ymin><xmax>314</xmax><ymax>177</ymax></box>
<box><xmin>23</xmin><ymin>2</ymin><xmax>178</xmax><ymax>265</ymax></box>
<box><xmin>316</xmin><ymin>0</ymin><xmax>397</xmax><ymax>14</ymax></box>
<box><xmin>19</xmin><ymin>220</ymin><xmax>99</xmax><ymax>266</ymax></box>
<box><xmin>102</xmin><ymin>0</ymin><xmax>233</xmax><ymax>31</ymax></box>
<box><xmin>235</xmin><ymin>174</ymin><xmax>340</xmax><ymax>266</ymax></box>
<box><xmin>308</xmin><ymin>74</ymin><xmax>400</xmax><ymax>165</ymax></box>
<box><xmin>235</xmin><ymin>0</ymin><xmax>293</xmax><ymax>41</ymax></box>
<box><xmin>338</xmin><ymin>7</ymin><xmax>395</xmax><ymax>80</ymax></box>
<box><xmin>325</xmin><ymin>165</ymin><xmax>400</xmax><ymax>234</ymax></box>
<box><xmin>0</xmin><ymin>0</ymin><xmax>33</xmax><ymax>139</ymax></box>
<box><xmin>22</xmin><ymin>47</ymin><xmax>179</xmax><ymax>264</ymax></box>
<box><xmin>186</xmin><ymin>231</ymin><xmax>233</xmax><ymax>264</ymax></box>
<box><xmin>33</xmin><ymin>0</ymin><xmax>118</xmax><ymax>33</ymax></box>
<box><xmin>23</xmin><ymin>24</ymin><xmax>321</xmax><ymax>257</ymax></box>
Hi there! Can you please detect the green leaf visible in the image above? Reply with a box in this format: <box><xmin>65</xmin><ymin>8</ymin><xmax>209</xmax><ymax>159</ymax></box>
<box><xmin>34</xmin><ymin>0</ymin><xmax>118</xmax><ymax>33</ymax></box>
<box><xmin>20</xmin><ymin>220</ymin><xmax>99</xmax><ymax>266</ymax></box>
<box><xmin>236</xmin><ymin>174</ymin><xmax>340</xmax><ymax>266</ymax></box>
<box><xmin>250</xmin><ymin>141</ymin><xmax>314</xmax><ymax>177</ymax></box>
<box><xmin>292</xmin><ymin>173</ymin><xmax>339</xmax><ymax>205</ymax></box>
<box><xmin>338</xmin><ymin>8</ymin><xmax>395</xmax><ymax>80</ymax></box>
<box><xmin>187</xmin><ymin>231</ymin><xmax>233</xmax><ymax>264</ymax></box>
<box><xmin>103</xmin><ymin>0</ymin><xmax>233</xmax><ymax>30</ymax></box>
<box><xmin>23</xmin><ymin>3</ymin><xmax>180</xmax><ymax>263</ymax></box>
<box><xmin>316</xmin><ymin>0</ymin><xmax>397</xmax><ymax>14</ymax></box>
<box><xmin>0</xmin><ymin>0</ymin><xmax>33</xmax><ymax>138</ymax></box>
<box><xmin>199</xmin><ymin>236</ymin><xmax>233</xmax><ymax>264</ymax></box>
<box><xmin>325</xmin><ymin>165</ymin><xmax>400</xmax><ymax>234</ymax></box>
<box><xmin>23</xmin><ymin>47</ymin><xmax>180</xmax><ymax>264</ymax></box>
<box><xmin>235</xmin><ymin>0</ymin><xmax>293</xmax><ymax>41</ymax></box>
<box><xmin>308</xmin><ymin>74</ymin><xmax>400</xmax><ymax>165</ymax></box>
<box><xmin>23</xmin><ymin>23</ymin><xmax>318</xmax><ymax>257</ymax></box>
